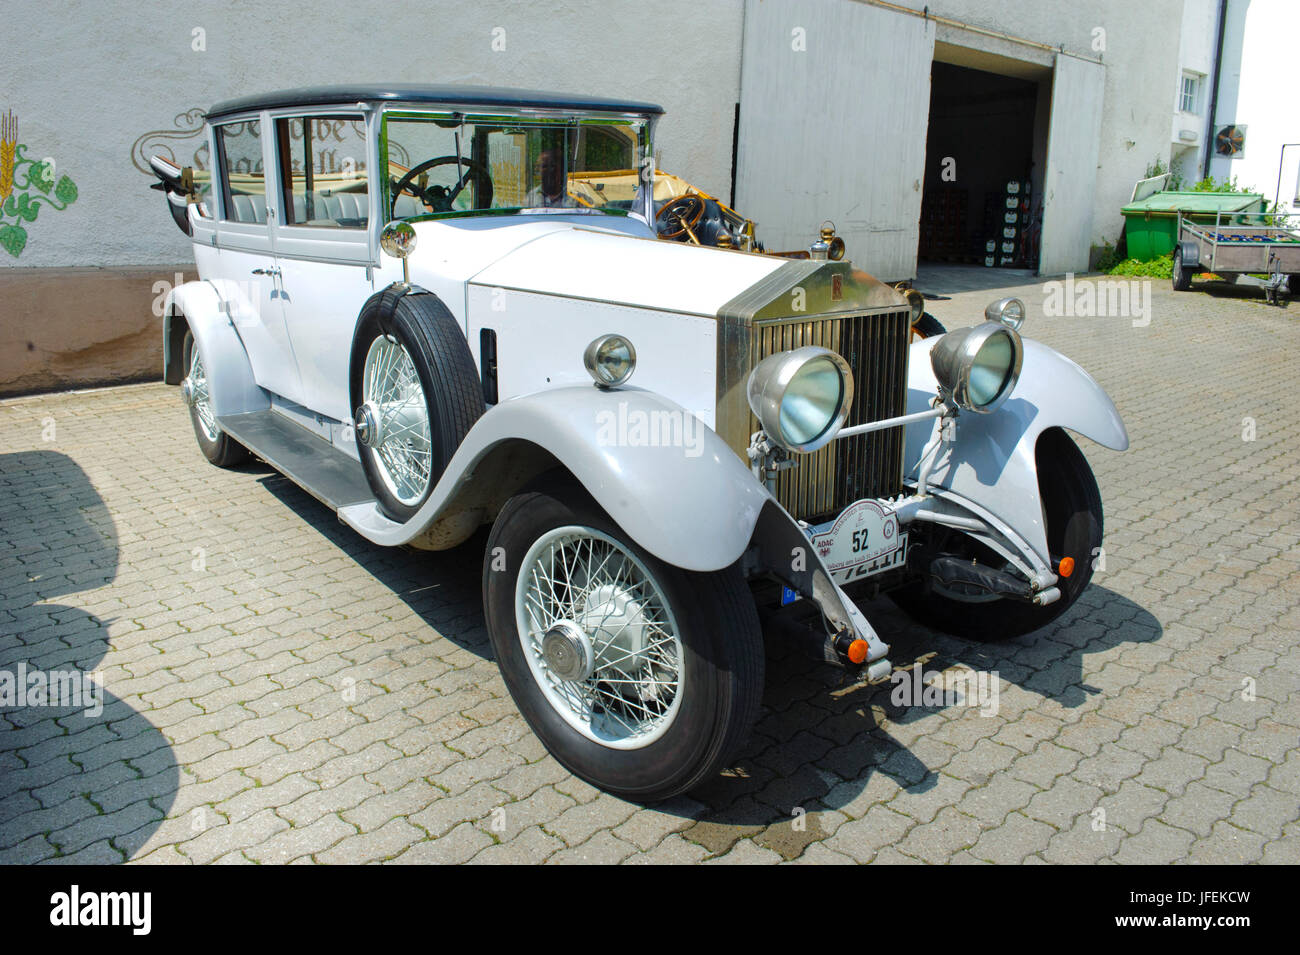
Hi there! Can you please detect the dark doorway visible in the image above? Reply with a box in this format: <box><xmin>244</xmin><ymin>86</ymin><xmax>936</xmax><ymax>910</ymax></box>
<box><xmin>919</xmin><ymin>62</ymin><xmax>1043</xmax><ymax>271</ymax></box>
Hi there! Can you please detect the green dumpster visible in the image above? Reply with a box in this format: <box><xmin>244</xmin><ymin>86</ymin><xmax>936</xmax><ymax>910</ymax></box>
<box><xmin>1121</xmin><ymin>191</ymin><xmax>1265</xmax><ymax>261</ymax></box>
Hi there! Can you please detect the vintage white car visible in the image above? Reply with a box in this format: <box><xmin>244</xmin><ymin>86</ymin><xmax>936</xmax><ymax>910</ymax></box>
<box><xmin>150</xmin><ymin>84</ymin><xmax>1128</xmax><ymax>801</ymax></box>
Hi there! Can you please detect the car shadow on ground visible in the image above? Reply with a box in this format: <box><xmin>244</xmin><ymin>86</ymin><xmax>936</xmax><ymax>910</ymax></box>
<box><xmin>260</xmin><ymin>473</ymin><xmax>1162</xmax><ymax>854</ymax></box>
<box><xmin>0</xmin><ymin>451</ymin><xmax>178</xmax><ymax>863</ymax></box>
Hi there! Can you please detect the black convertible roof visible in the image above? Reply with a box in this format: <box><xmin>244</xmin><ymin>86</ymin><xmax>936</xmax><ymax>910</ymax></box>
<box><xmin>207</xmin><ymin>84</ymin><xmax>665</xmax><ymax>120</ymax></box>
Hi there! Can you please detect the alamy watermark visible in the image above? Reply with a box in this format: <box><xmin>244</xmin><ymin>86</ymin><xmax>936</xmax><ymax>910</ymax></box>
<box><xmin>890</xmin><ymin>663</ymin><xmax>999</xmax><ymax>716</ymax></box>
<box><xmin>595</xmin><ymin>402</ymin><xmax>707</xmax><ymax>458</ymax></box>
<box><xmin>1042</xmin><ymin>273</ymin><xmax>1151</xmax><ymax>327</ymax></box>
<box><xmin>0</xmin><ymin>663</ymin><xmax>103</xmax><ymax>717</ymax></box>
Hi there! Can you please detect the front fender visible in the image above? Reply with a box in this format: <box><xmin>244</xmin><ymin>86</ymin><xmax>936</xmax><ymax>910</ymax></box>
<box><xmin>164</xmin><ymin>281</ymin><xmax>267</xmax><ymax>418</ymax></box>
<box><xmin>903</xmin><ymin>334</ymin><xmax>1128</xmax><ymax>564</ymax></box>
<box><xmin>340</xmin><ymin>385</ymin><xmax>769</xmax><ymax>572</ymax></box>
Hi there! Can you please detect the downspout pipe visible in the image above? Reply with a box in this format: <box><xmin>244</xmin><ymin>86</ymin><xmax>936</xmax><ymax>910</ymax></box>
<box><xmin>1202</xmin><ymin>0</ymin><xmax>1229</xmax><ymax>181</ymax></box>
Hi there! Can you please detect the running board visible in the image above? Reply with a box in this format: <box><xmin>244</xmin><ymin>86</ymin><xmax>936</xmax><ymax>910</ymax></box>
<box><xmin>217</xmin><ymin>410</ymin><xmax>374</xmax><ymax>512</ymax></box>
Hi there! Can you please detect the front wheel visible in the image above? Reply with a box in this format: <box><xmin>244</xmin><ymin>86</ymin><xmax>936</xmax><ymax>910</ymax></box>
<box><xmin>889</xmin><ymin>429</ymin><xmax>1103</xmax><ymax>641</ymax></box>
<box><xmin>483</xmin><ymin>479</ymin><xmax>764</xmax><ymax>801</ymax></box>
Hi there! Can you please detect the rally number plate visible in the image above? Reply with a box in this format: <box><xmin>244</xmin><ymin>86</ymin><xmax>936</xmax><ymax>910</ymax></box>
<box><xmin>809</xmin><ymin>499</ymin><xmax>906</xmax><ymax>585</ymax></box>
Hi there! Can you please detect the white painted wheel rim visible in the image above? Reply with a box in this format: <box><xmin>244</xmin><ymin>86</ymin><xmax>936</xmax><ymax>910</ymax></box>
<box><xmin>361</xmin><ymin>334</ymin><xmax>432</xmax><ymax>506</ymax></box>
<box><xmin>189</xmin><ymin>346</ymin><xmax>219</xmax><ymax>442</ymax></box>
<box><xmin>515</xmin><ymin>525</ymin><xmax>684</xmax><ymax>749</ymax></box>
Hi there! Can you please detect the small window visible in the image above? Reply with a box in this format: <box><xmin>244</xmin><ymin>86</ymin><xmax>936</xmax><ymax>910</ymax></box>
<box><xmin>277</xmin><ymin>115</ymin><xmax>369</xmax><ymax>228</ymax></box>
<box><xmin>1180</xmin><ymin>73</ymin><xmax>1202</xmax><ymax>115</ymax></box>
<box><xmin>215</xmin><ymin>121</ymin><xmax>267</xmax><ymax>223</ymax></box>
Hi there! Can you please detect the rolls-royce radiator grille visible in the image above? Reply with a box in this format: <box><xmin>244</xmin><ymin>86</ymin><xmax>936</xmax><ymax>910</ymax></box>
<box><xmin>752</xmin><ymin>309</ymin><xmax>911</xmax><ymax>522</ymax></box>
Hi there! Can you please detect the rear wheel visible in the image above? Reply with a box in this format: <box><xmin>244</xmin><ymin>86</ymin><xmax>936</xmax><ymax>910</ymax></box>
<box><xmin>1288</xmin><ymin>274</ymin><xmax>1299</xmax><ymax>296</ymax></box>
<box><xmin>1172</xmin><ymin>247</ymin><xmax>1192</xmax><ymax>291</ymax></box>
<box><xmin>483</xmin><ymin>479</ymin><xmax>764</xmax><ymax>801</ymax></box>
<box><xmin>181</xmin><ymin>331</ymin><xmax>248</xmax><ymax>467</ymax></box>
<box><xmin>889</xmin><ymin>429</ymin><xmax>1102</xmax><ymax>641</ymax></box>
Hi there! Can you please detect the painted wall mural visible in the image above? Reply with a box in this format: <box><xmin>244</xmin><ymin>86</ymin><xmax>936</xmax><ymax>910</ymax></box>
<box><xmin>130</xmin><ymin>108</ymin><xmax>208</xmax><ymax>177</ymax></box>
<box><xmin>0</xmin><ymin>110</ymin><xmax>79</xmax><ymax>258</ymax></box>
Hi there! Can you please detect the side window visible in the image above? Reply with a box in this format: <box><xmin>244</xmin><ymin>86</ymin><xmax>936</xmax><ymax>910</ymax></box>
<box><xmin>215</xmin><ymin>121</ymin><xmax>267</xmax><ymax>224</ymax></box>
<box><xmin>276</xmin><ymin>115</ymin><xmax>369</xmax><ymax>228</ymax></box>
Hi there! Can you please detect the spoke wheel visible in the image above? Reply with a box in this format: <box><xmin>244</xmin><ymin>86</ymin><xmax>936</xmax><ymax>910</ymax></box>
<box><xmin>181</xmin><ymin>329</ymin><xmax>248</xmax><ymax>468</ymax></box>
<box><xmin>360</xmin><ymin>334</ymin><xmax>433</xmax><ymax>507</ymax></box>
<box><xmin>188</xmin><ymin>346</ymin><xmax>219</xmax><ymax>442</ymax></box>
<box><xmin>516</xmin><ymin>525</ymin><xmax>684</xmax><ymax>749</ymax></box>
<box><xmin>484</xmin><ymin>479</ymin><xmax>765</xmax><ymax>801</ymax></box>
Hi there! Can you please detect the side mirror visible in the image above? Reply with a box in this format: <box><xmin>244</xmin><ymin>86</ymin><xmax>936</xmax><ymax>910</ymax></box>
<box><xmin>380</xmin><ymin>220</ymin><xmax>418</xmax><ymax>286</ymax></box>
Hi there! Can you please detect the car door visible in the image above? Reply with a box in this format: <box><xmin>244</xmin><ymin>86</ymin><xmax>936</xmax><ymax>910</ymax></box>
<box><xmin>267</xmin><ymin>109</ymin><xmax>379</xmax><ymax>424</ymax></box>
<box><xmin>211</xmin><ymin>114</ymin><xmax>306</xmax><ymax>406</ymax></box>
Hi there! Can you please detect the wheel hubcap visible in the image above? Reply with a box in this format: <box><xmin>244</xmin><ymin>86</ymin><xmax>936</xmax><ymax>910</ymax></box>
<box><xmin>542</xmin><ymin>621</ymin><xmax>594</xmax><ymax>682</ymax></box>
<box><xmin>515</xmin><ymin>526</ymin><xmax>684</xmax><ymax>748</ymax></box>
<box><xmin>354</xmin><ymin>401</ymin><xmax>382</xmax><ymax>448</ymax></box>
<box><xmin>360</xmin><ymin>334</ymin><xmax>432</xmax><ymax>506</ymax></box>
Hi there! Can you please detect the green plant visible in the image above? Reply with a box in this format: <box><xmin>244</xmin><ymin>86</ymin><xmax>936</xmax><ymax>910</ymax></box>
<box><xmin>1106</xmin><ymin>255</ymin><xmax>1173</xmax><ymax>279</ymax></box>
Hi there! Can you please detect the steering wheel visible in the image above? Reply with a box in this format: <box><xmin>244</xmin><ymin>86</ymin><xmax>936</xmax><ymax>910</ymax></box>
<box><xmin>657</xmin><ymin>193</ymin><xmax>707</xmax><ymax>241</ymax></box>
<box><xmin>390</xmin><ymin>155</ymin><xmax>493</xmax><ymax>218</ymax></box>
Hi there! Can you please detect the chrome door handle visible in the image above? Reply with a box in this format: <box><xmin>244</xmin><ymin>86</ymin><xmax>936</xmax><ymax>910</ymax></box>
<box><xmin>251</xmin><ymin>268</ymin><xmax>281</xmax><ymax>277</ymax></box>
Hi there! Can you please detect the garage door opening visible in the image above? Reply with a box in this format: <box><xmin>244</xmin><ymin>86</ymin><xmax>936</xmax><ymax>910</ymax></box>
<box><xmin>918</xmin><ymin>60</ymin><xmax>1047</xmax><ymax>274</ymax></box>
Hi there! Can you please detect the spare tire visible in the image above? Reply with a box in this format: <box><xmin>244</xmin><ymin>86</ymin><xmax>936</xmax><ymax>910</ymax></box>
<box><xmin>349</xmin><ymin>288</ymin><xmax>485</xmax><ymax>523</ymax></box>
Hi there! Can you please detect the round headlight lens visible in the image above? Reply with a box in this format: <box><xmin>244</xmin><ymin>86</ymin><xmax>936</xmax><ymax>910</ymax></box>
<box><xmin>780</xmin><ymin>356</ymin><xmax>846</xmax><ymax>447</ymax></box>
<box><xmin>583</xmin><ymin>334</ymin><xmax>636</xmax><ymax>388</ymax></box>
<box><xmin>928</xmin><ymin>322</ymin><xmax>1023</xmax><ymax>413</ymax></box>
<box><xmin>747</xmin><ymin>346</ymin><xmax>854</xmax><ymax>453</ymax></box>
<box><xmin>967</xmin><ymin>332</ymin><xmax>1015</xmax><ymax>408</ymax></box>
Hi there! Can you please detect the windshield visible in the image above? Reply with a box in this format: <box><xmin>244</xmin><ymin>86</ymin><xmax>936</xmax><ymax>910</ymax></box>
<box><xmin>383</xmin><ymin>112</ymin><xmax>650</xmax><ymax>221</ymax></box>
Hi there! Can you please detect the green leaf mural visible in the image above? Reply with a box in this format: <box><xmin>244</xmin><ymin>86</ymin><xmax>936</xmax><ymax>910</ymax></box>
<box><xmin>0</xmin><ymin>109</ymin><xmax>77</xmax><ymax>257</ymax></box>
<box><xmin>55</xmin><ymin>175</ymin><xmax>78</xmax><ymax>205</ymax></box>
<box><xmin>29</xmin><ymin>161</ymin><xmax>54</xmax><ymax>194</ymax></box>
<box><xmin>0</xmin><ymin>223</ymin><xmax>27</xmax><ymax>257</ymax></box>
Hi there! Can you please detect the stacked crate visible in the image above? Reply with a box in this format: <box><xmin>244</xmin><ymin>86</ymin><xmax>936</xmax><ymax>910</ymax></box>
<box><xmin>918</xmin><ymin>187</ymin><xmax>969</xmax><ymax>262</ymax></box>
<box><xmin>983</xmin><ymin>179</ymin><xmax>1032</xmax><ymax>267</ymax></box>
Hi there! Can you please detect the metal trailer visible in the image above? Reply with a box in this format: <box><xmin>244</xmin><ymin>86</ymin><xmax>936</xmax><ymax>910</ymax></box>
<box><xmin>1174</xmin><ymin>210</ymin><xmax>1300</xmax><ymax>304</ymax></box>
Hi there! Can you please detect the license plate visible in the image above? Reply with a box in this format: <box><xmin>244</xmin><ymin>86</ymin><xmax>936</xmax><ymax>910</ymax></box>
<box><xmin>808</xmin><ymin>499</ymin><xmax>906</xmax><ymax>585</ymax></box>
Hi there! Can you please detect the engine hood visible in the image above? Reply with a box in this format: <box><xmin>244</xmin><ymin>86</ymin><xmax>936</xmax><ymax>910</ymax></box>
<box><xmin>404</xmin><ymin>215</ymin><xmax>906</xmax><ymax>321</ymax></box>
<box><xmin>467</xmin><ymin>224</ymin><xmax>795</xmax><ymax>316</ymax></box>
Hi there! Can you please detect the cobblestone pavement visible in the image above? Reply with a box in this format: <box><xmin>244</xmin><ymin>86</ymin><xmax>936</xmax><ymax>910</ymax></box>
<box><xmin>1</xmin><ymin>273</ymin><xmax>1297</xmax><ymax>864</ymax></box>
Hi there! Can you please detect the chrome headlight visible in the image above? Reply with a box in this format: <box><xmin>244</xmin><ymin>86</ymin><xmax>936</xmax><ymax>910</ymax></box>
<box><xmin>984</xmin><ymin>296</ymin><xmax>1026</xmax><ymax>330</ymax></box>
<box><xmin>929</xmin><ymin>322</ymin><xmax>1023</xmax><ymax>413</ymax></box>
<box><xmin>583</xmin><ymin>334</ymin><xmax>636</xmax><ymax>388</ymax></box>
<box><xmin>746</xmin><ymin>346</ymin><xmax>854</xmax><ymax>453</ymax></box>
<box><xmin>897</xmin><ymin>286</ymin><xmax>926</xmax><ymax>326</ymax></box>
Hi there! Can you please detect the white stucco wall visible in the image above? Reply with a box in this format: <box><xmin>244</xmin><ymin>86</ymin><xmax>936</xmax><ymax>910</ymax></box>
<box><xmin>1206</xmin><ymin>0</ymin><xmax>1300</xmax><ymax>211</ymax></box>
<box><xmin>0</xmin><ymin>0</ymin><xmax>744</xmax><ymax>268</ymax></box>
